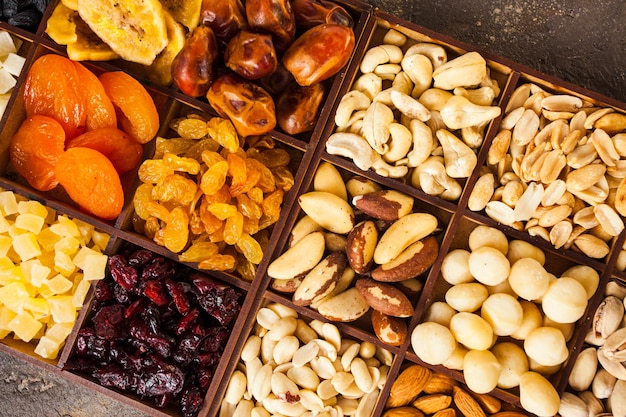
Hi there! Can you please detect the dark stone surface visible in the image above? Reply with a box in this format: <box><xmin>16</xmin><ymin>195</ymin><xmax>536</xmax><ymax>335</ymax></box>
<box><xmin>1</xmin><ymin>0</ymin><xmax>625</xmax><ymax>416</ymax></box>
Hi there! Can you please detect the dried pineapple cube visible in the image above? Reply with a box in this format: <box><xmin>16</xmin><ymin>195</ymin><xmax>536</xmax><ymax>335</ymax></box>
<box><xmin>45</xmin><ymin>274</ymin><xmax>73</xmax><ymax>295</ymax></box>
<box><xmin>82</xmin><ymin>253</ymin><xmax>107</xmax><ymax>281</ymax></box>
<box><xmin>12</xmin><ymin>232</ymin><xmax>42</xmax><ymax>261</ymax></box>
<box><xmin>0</xmin><ymin>265</ymin><xmax>22</xmax><ymax>286</ymax></box>
<box><xmin>7</xmin><ymin>311</ymin><xmax>42</xmax><ymax>342</ymax></box>
<box><xmin>37</xmin><ymin>227</ymin><xmax>62</xmax><ymax>252</ymax></box>
<box><xmin>0</xmin><ymin>234</ymin><xmax>12</xmax><ymax>257</ymax></box>
<box><xmin>17</xmin><ymin>200</ymin><xmax>48</xmax><ymax>218</ymax></box>
<box><xmin>21</xmin><ymin>259</ymin><xmax>52</xmax><ymax>287</ymax></box>
<box><xmin>23</xmin><ymin>297</ymin><xmax>49</xmax><ymax>320</ymax></box>
<box><xmin>49</xmin><ymin>216</ymin><xmax>80</xmax><ymax>238</ymax></box>
<box><xmin>0</xmin><ymin>190</ymin><xmax>18</xmax><ymax>216</ymax></box>
<box><xmin>14</xmin><ymin>213</ymin><xmax>45</xmax><ymax>234</ymax></box>
<box><xmin>0</xmin><ymin>306</ymin><xmax>16</xmax><ymax>333</ymax></box>
<box><xmin>91</xmin><ymin>230</ymin><xmax>110</xmax><ymax>251</ymax></box>
<box><xmin>34</xmin><ymin>336</ymin><xmax>61</xmax><ymax>359</ymax></box>
<box><xmin>47</xmin><ymin>296</ymin><xmax>76</xmax><ymax>323</ymax></box>
<box><xmin>54</xmin><ymin>236</ymin><xmax>80</xmax><ymax>256</ymax></box>
<box><xmin>0</xmin><ymin>281</ymin><xmax>29</xmax><ymax>313</ymax></box>
<box><xmin>71</xmin><ymin>219</ymin><xmax>94</xmax><ymax>245</ymax></box>
<box><xmin>0</xmin><ymin>215</ymin><xmax>10</xmax><ymax>233</ymax></box>
<box><xmin>45</xmin><ymin>322</ymin><xmax>73</xmax><ymax>343</ymax></box>
<box><xmin>72</xmin><ymin>279</ymin><xmax>90</xmax><ymax>308</ymax></box>
<box><xmin>72</xmin><ymin>246</ymin><xmax>101</xmax><ymax>271</ymax></box>
<box><xmin>54</xmin><ymin>251</ymin><xmax>76</xmax><ymax>277</ymax></box>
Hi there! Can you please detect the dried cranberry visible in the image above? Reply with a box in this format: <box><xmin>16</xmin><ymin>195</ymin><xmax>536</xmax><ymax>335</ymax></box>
<box><xmin>201</xmin><ymin>327</ymin><xmax>229</xmax><ymax>352</ymax></box>
<box><xmin>127</xmin><ymin>248</ymin><xmax>157</xmax><ymax>267</ymax></box>
<box><xmin>173</xmin><ymin>333</ymin><xmax>203</xmax><ymax>365</ymax></box>
<box><xmin>143</xmin><ymin>280</ymin><xmax>170</xmax><ymax>306</ymax></box>
<box><xmin>174</xmin><ymin>309</ymin><xmax>200</xmax><ymax>336</ymax></box>
<box><xmin>179</xmin><ymin>386</ymin><xmax>204</xmax><ymax>417</ymax></box>
<box><xmin>94</xmin><ymin>364</ymin><xmax>138</xmax><ymax>391</ymax></box>
<box><xmin>94</xmin><ymin>280</ymin><xmax>115</xmax><ymax>302</ymax></box>
<box><xmin>124</xmin><ymin>298</ymin><xmax>147</xmax><ymax>319</ymax></box>
<box><xmin>136</xmin><ymin>365</ymin><xmax>184</xmax><ymax>398</ymax></box>
<box><xmin>92</xmin><ymin>304</ymin><xmax>125</xmax><ymax>340</ymax></box>
<box><xmin>196</xmin><ymin>368</ymin><xmax>212</xmax><ymax>391</ymax></box>
<box><xmin>194</xmin><ymin>352</ymin><xmax>221</xmax><ymax>368</ymax></box>
<box><xmin>108</xmin><ymin>254</ymin><xmax>138</xmax><ymax>290</ymax></box>
<box><xmin>129</xmin><ymin>319</ymin><xmax>173</xmax><ymax>358</ymax></box>
<box><xmin>141</xmin><ymin>303</ymin><xmax>162</xmax><ymax>335</ymax></box>
<box><xmin>113</xmin><ymin>282</ymin><xmax>132</xmax><ymax>304</ymax></box>
<box><xmin>141</xmin><ymin>257</ymin><xmax>176</xmax><ymax>282</ymax></box>
<box><xmin>196</xmin><ymin>288</ymin><xmax>241</xmax><ymax>326</ymax></box>
<box><xmin>165</xmin><ymin>279</ymin><xmax>191</xmax><ymax>315</ymax></box>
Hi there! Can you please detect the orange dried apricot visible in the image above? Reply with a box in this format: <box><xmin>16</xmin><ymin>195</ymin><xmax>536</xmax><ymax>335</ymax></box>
<box><xmin>23</xmin><ymin>54</ymin><xmax>86</xmax><ymax>139</ymax></box>
<box><xmin>99</xmin><ymin>71</ymin><xmax>160</xmax><ymax>144</ymax></box>
<box><xmin>73</xmin><ymin>62</ymin><xmax>117</xmax><ymax>131</ymax></box>
<box><xmin>55</xmin><ymin>147</ymin><xmax>124</xmax><ymax>220</ymax></box>
<box><xmin>10</xmin><ymin>115</ymin><xmax>66</xmax><ymax>191</ymax></box>
<box><xmin>66</xmin><ymin>127</ymin><xmax>143</xmax><ymax>174</ymax></box>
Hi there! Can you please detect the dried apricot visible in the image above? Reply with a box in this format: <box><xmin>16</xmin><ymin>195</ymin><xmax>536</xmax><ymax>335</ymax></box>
<box><xmin>55</xmin><ymin>147</ymin><xmax>124</xmax><ymax>220</ymax></box>
<box><xmin>72</xmin><ymin>62</ymin><xmax>117</xmax><ymax>131</ymax></box>
<box><xmin>10</xmin><ymin>115</ymin><xmax>66</xmax><ymax>191</ymax></box>
<box><xmin>66</xmin><ymin>127</ymin><xmax>143</xmax><ymax>174</ymax></box>
<box><xmin>98</xmin><ymin>71</ymin><xmax>160</xmax><ymax>144</ymax></box>
<box><xmin>23</xmin><ymin>54</ymin><xmax>86</xmax><ymax>139</ymax></box>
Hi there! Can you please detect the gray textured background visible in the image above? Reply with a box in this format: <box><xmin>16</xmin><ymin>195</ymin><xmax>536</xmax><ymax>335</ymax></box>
<box><xmin>1</xmin><ymin>0</ymin><xmax>625</xmax><ymax>416</ymax></box>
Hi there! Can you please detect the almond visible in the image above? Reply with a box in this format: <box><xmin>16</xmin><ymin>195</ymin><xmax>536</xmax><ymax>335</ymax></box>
<box><xmin>453</xmin><ymin>386</ymin><xmax>486</xmax><ymax>417</ymax></box>
<box><xmin>386</xmin><ymin>364</ymin><xmax>432</xmax><ymax>408</ymax></box>
<box><xmin>471</xmin><ymin>391</ymin><xmax>501</xmax><ymax>414</ymax></box>
<box><xmin>372</xmin><ymin>236</ymin><xmax>439</xmax><ymax>282</ymax></box>
<box><xmin>383</xmin><ymin>407</ymin><xmax>425</xmax><ymax>417</ymax></box>
<box><xmin>371</xmin><ymin>310</ymin><xmax>407</xmax><ymax>346</ymax></box>
<box><xmin>432</xmin><ymin>408</ymin><xmax>457</xmax><ymax>417</ymax></box>
<box><xmin>489</xmin><ymin>412</ymin><xmax>528</xmax><ymax>417</ymax></box>
<box><xmin>355</xmin><ymin>278</ymin><xmax>414</xmax><ymax>318</ymax></box>
<box><xmin>412</xmin><ymin>394</ymin><xmax>452</xmax><ymax>414</ymax></box>
<box><xmin>423</xmin><ymin>373</ymin><xmax>458</xmax><ymax>394</ymax></box>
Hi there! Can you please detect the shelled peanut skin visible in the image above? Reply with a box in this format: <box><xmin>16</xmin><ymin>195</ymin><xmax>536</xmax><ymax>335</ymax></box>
<box><xmin>562</xmin><ymin>280</ymin><xmax>626</xmax><ymax>417</ymax></box>
<box><xmin>326</xmin><ymin>28</ymin><xmax>502</xmax><ymax>201</ymax></box>
<box><xmin>471</xmin><ymin>82</ymin><xmax>626</xmax><ymax>258</ymax></box>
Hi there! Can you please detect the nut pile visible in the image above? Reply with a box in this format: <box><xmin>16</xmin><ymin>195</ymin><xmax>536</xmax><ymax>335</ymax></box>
<box><xmin>219</xmin><ymin>301</ymin><xmax>393</xmax><ymax>416</ymax></box>
<box><xmin>471</xmin><ymin>82</ymin><xmax>626</xmax><ymax>258</ymax></box>
<box><xmin>326</xmin><ymin>28</ymin><xmax>502</xmax><ymax>200</ymax></box>
<box><xmin>411</xmin><ymin>224</ymin><xmax>600</xmax><ymax>416</ymax></box>
<box><xmin>267</xmin><ymin>162</ymin><xmax>440</xmax><ymax>346</ymax></box>
<box><xmin>383</xmin><ymin>364</ymin><xmax>526</xmax><ymax>417</ymax></box>
<box><xmin>561</xmin><ymin>280</ymin><xmax>626</xmax><ymax>417</ymax></box>
<box><xmin>133</xmin><ymin>113</ymin><xmax>296</xmax><ymax>280</ymax></box>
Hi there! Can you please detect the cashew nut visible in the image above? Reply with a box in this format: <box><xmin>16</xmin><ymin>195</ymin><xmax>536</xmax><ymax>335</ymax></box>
<box><xmin>371</xmin><ymin>153</ymin><xmax>409</xmax><ymax>178</ymax></box>
<box><xmin>461</xmin><ymin>122</ymin><xmax>488</xmax><ymax>149</ymax></box>
<box><xmin>419</xmin><ymin>88</ymin><xmax>454</xmax><ymax>111</ymax></box>
<box><xmin>374</xmin><ymin>63</ymin><xmax>402</xmax><ymax>81</ymax></box>
<box><xmin>360</xmin><ymin>44</ymin><xmax>403</xmax><ymax>74</ymax></box>
<box><xmin>383</xmin><ymin>122</ymin><xmax>413</xmax><ymax>163</ymax></box>
<box><xmin>382</xmin><ymin>29</ymin><xmax>407</xmax><ymax>46</ymax></box>
<box><xmin>453</xmin><ymin>86</ymin><xmax>497</xmax><ymax>106</ymax></box>
<box><xmin>390</xmin><ymin>90</ymin><xmax>431</xmax><ymax>122</ymax></box>
<box><xmin>325</xmin><ymin>132</ymin><xmax>377</xmax><ymax>171</ymax></box>
<box><xmin>411</xmin><ymin>156</ymin><xmax>462</xmax><ymax>200</ymax></box>
<box><xmin>334</xmin><ymin>90</ymin><xmax>371</xmax><ymax>128</ymax></box>
<box><xmin>432</xmin><ymin>51</ymin><xmax>487</xmax><ymax>90</ymax></box>
<box><xmin>406</xmin><ymin>119</ymin><xmax>434</xmax><ymax>167</ymax></box>
<box><xmin>404</xmin><ymin>42</ymin><xmax>447</xmax><ymax>69</ymax></box>
<box><xmin>436</xmin><ymin>128</ymin><xmax>478</xmax><ymax>178</ymax></box>
<box><xmin>374</xmin><ymin>71</ymin><xmax>413</xmax><ymax>106</ymax></box>
<box><xmin>439</xmin><ymin>95</ymin><xmax>501</xmax><ymax>130</ymax></box>
<box><xmin>401</xmin><ymin>53</ymin><xmax>433</xmax><ymax>98</ymax></box>
<box><xmin>361</xmin><ymin>101</ymin><xmax>394</xmax><ymax>154</ymax></box>
<box><xmin>352</xmin><ymin>73</ymin><xmax>383</xmax><ymax>101</ymax></box>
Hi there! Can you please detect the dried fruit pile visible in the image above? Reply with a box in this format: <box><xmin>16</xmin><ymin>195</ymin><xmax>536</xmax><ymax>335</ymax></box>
<box><xmin>0</xmin><ymin>188</ymin><xmax>109</xmax><ymax>360</ymax></box>
<box><xmin>10</xmin><ymin>54</ymin><xmax>158</xmax><ymax>220</ymax></box>
<box><xmin>1</xmin><ymin>0</ymin><xmax>51</xmax><ymax>31</ymax></box>
<box><xmin>133</xmin><ymin>113</ymin><xmax>296</xmax><ymax>278</ymax></box>
<box><xmin>65</xmin><ymin>246</ymin><xmax>243</xmax><ymax>417</ymax></box>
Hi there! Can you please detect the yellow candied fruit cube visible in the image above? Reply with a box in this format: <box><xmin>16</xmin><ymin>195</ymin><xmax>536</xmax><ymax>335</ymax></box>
<box><xmin>0</xmin><ymin>256</ymin><xmax>14</xmax><ymax>271</ymax></box>
<box><xmin>0</xmin><ymin>215</ymin><xmax>10</xmax><ymax>234</ymax></box>
<box><xmin>37</xmin><ymin>227</ymin><xmax>62</xmax><ymax>253</ymax></box>
<box><xmin>49</xmin><ymin>216</ymin><xmax>80</xmax><ymax>238</ymax></box>
<box><xmin>47</xmin><ymin>296</ymin><xmax>76</xmax><ymax>323</ymax></box>
<box><xmin>54</xmin><ymin>236</ymin><xmax>80</xmax><ymax>256</ymax></box>
<box><xmin>7</xmin><ymin>311</ymin><xmax>42</xmax><ymax>342</ymax></box>
<box><xmin>0</xmin><ymin>306</ymin><xmax>17</xmax><ymax>332</ymax></box>
<box><xmin>71</xmin><ymin>219</ymin><xmax>94</xmax><ymax>245</ymax></box>
<box><xmin>82</xmin><ymin>253</ymin><xmax>107</xmax><ymax>281</ymax></box>
<box><xmin>23</xmin><ymin>297</ymin><xmax>49</xmax><ymax>320</ymax></box>
<box><xmin>0</xmin><ymin>234</ymin><xmax>12</xmax><ymax>257</ymax></box>
<box><xmin>54</xmin><ymin>251</ymin><xmax>76</xmax><ymax>277</ymax></box>
<box><xmin>14</xmin><ymin>213</ymin><xmax>45</xmax><ymax>234</ymax></box>
<box><xmin>8</xmin><ymin>224</ymin><xmax>27</xmax><ymax>238</ymax></box>
<box><xmin>45</xmin><ymin>274</ymin><xmax>73</xmax><ymax>295</ymax></box>
<box><xmin>0</xmin><ymin>190</ymin><xmax>18</xmax><ymax>217</ymax></box>
<box><xmin>21</xmin><ymin>259</ymin><xmax>52</xmax><ymax>288</ymax></box>
<box><xmin>72</xmin><ymin>246</ymin><xmax>101</xmax><ymax>271</ymax></box>
<box><xmin>72</xmin><ymin>279</ymin><xmax>90</xmax><ymax>308</ymax></box>
<box><xmin>0</xmin><ymin>281</ymin><xmax>29</xmax><ymax>313</ymax></box>
<box><xmin>44</xmin><ymin>321</ymin><xmax>73</xmax><ymax>343</ymax></box>
<box><xmin>17</xmin><ymin>200</ymin><xmax>48</xmax><ymax>218</ymax></box>
<box><xmin>12</xmin><ymin>232</ymin><xmax>42</xmax><ymax>262</ymax></box>
<box><xmin>91</xmin><ymin>230</ymin><xmax>110</xmax><ymax>251</ymax></box>
<box><xmin>0</xmin><ymin>265</ymin><xmax>22</xmax><ymax>286</ymax></box>
<box><xmin>34</xmin><ymin>335</ymin><xmax>61</xmax><ymax>359</ymax></box>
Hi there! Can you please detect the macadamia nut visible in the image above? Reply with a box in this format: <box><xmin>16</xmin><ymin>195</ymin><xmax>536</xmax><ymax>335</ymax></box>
<box><xmin>468</xmin><ymin>246</ymin><xmax>510</xmax><ymax>286</ymax></box>
<box><xmin>450</xmin><ymin>312</ymin><xmax>494</xmax><ymax>350</ymax></box>
<box><xmin>541</xmin><ymin>277</ymin><xmax>588</xmax><ymax>323</ymax></box>
<box><xmin>524</xmin><ymin>326</ymin><xmax>569</xmax><ymax>367</ymax></box>
<box><xmin>491</xmin><ymin>342</ymin><xmax>529</xmax><ymax>389</ymax></box>
<box><xmin>507</xmin><ymin>239</ymin><xmax>546</xmax><ymax>265</ymax></box>
<box><xmin>480</xmin><ymin>293</ymin><xmax>523</xmax><ymax>336</ymax></box>
<box><xmin>468</xmin><ymin>225</ymin><xmax>509</xmax><ymax>254</ymax></box>
<box><xmin>441</xmin><ymin>249</ymin><xmax>474</xmax><ymax>285</ymax></box>
<box><xmin>508</xmin><ymin>257</ymin><xmax>550</xmax><ymax>301</ymax></box>
<box><xmin>511</xmin><ymin>300</ymin><xmax>543</xmax><ymax>340</ymax></box>
<box><xmin>411</xmin><ymin>322</ymin><xmax>457</xmax><ymax>365</ymax></box>
<box><xmin>519</xmin><ymin>371</ymin><xmax>561</xmax><ymax>417</ymax></box>
<box><xmin>445</xmin><ymin>282</ymin><xmax>488</xmax><ymax>312</ymax></box>
<box><xmin>463</xmin><ymin>349</ymin><xmax>502</xmax><ymax>394</ymax></box>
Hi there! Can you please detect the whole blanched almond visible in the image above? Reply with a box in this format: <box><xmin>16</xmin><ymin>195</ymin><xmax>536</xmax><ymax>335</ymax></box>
<box><xmin>293</xmin><ymin>251</ymin><xmax>347</xmax><ymax>306</ymax></box>
<box><xmin>317</xmin><ymin>287</ymin><xmax>370</xmax><ymax>322</ymax></box>
<box><xmin>372</xmin><ymin>236</ymin><xmax>439</xmax><ymax>282</ymax></box>
<box><xmin>352</xmin><ymin>189</ymin><xmax>414</xmax><ymax>221</ymax></box>
<box><xmin>355</xmin><ymin>278</ymin><xmax>414</xmax><ymax>318</ymax></box>
<box><xmin>346</xmin><ymin>220</ymin><xmax>378</xmax><ymax>274</ymax></box>
<box><xmin>371</xmin><ymin>310</ymin><xmax>407</xmax><ymax>346</ymax></box>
